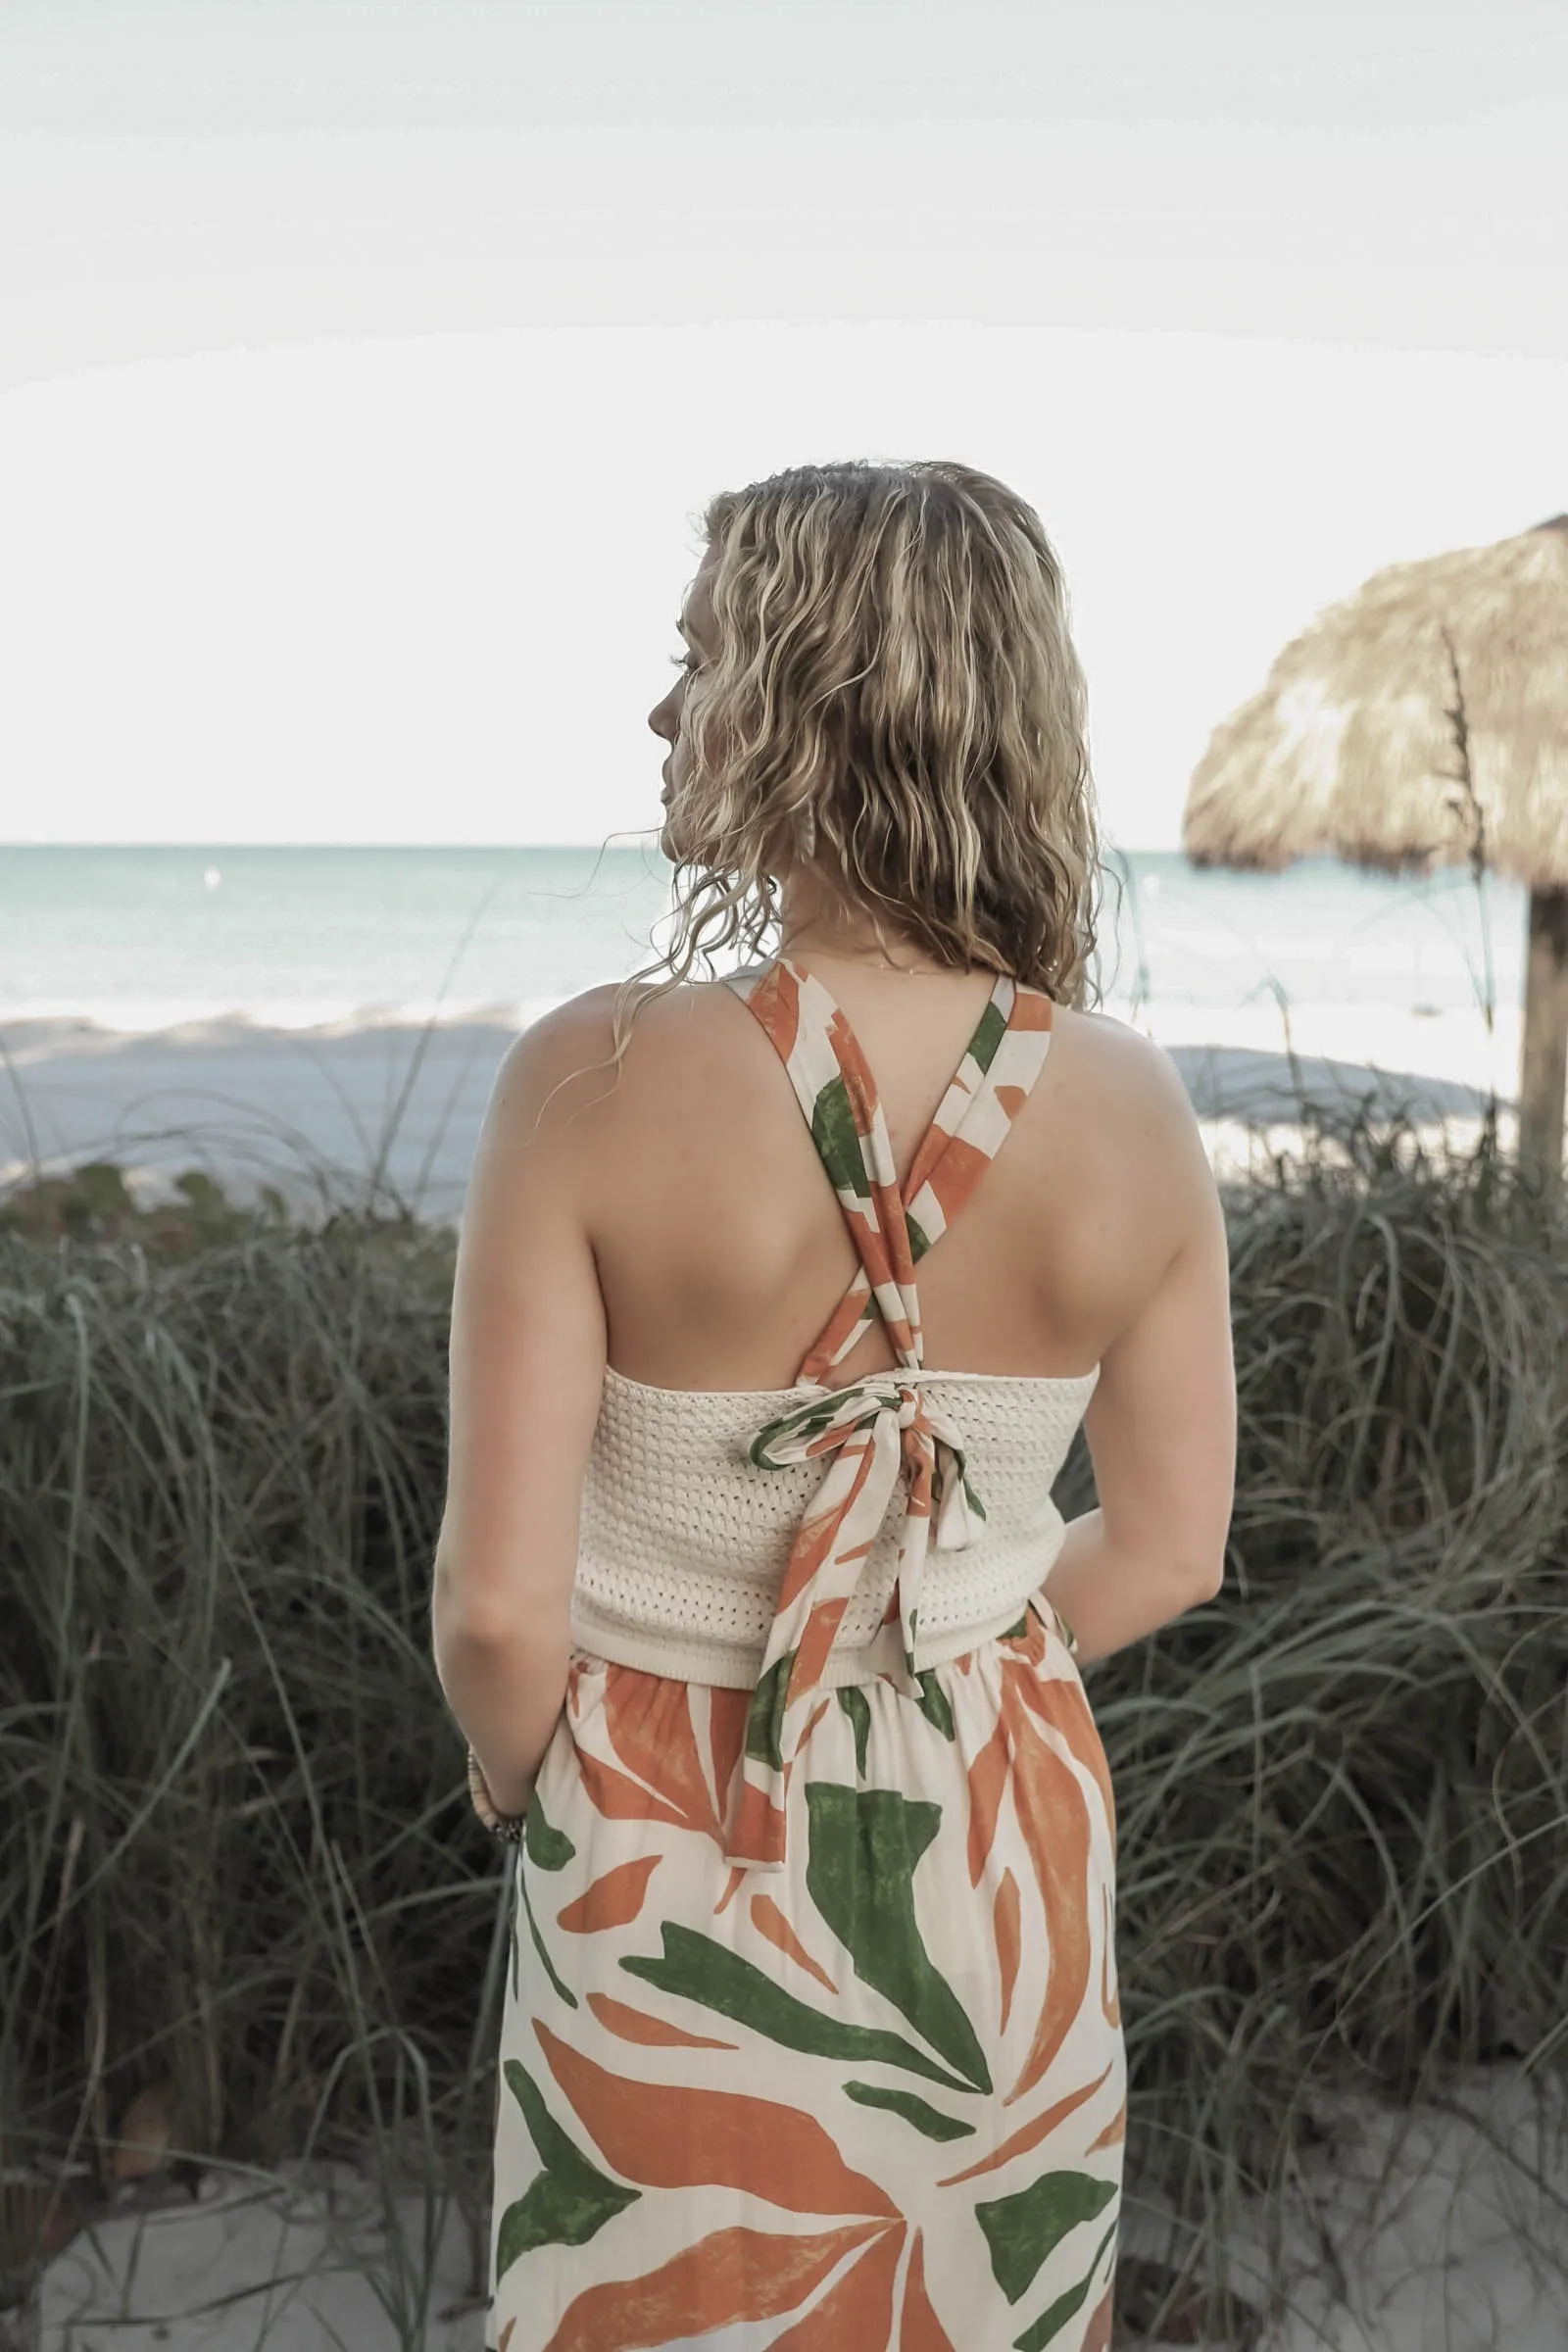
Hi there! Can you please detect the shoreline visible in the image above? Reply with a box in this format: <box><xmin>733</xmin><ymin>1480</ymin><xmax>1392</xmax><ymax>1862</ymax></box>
<box><xmin>0</xmin><ymin>998</ymin><xmax>1527</xmax><ymax>1227</ymax></box>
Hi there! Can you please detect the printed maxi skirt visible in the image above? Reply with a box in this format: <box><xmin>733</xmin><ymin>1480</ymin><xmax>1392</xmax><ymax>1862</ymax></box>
<box><xmin>483</xmin><ymin>956</ymin><xmax>1126</xmax><ymax>2351</ymax></box>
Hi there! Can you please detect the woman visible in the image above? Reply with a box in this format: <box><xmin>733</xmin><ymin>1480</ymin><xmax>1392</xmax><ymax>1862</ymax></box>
<box><xmin>432</xmin><ymin>460</ymin><xmax>1236</xmax><ymax>2352</ymax></box>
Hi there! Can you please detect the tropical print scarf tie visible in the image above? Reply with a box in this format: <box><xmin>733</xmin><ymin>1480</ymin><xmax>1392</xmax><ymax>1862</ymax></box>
<box><xmin>721</xmin><ymin>956</ymin><xmax>1054</xmax><ymax>1870</ymax></box>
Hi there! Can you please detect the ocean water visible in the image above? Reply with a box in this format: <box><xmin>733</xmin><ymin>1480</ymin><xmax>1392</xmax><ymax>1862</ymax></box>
<box><xmin>0</xmin><ymin>842</ymin><xmax>1529</xmax><ymax>1034</ymax></box>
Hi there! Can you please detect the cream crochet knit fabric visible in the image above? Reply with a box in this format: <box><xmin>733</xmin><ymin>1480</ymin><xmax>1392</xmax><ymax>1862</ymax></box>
<box><xmin>570</xmin><ymin>1363</ymin><xmax>1100</xmax><ymax>1688</ymax></box>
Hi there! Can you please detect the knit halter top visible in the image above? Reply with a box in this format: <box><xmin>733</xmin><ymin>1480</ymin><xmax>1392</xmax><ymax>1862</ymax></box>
<box><xmin>568</xmin><ymin>954</ymin><xmax>1101</xmax><ymax>1869</ymax></box>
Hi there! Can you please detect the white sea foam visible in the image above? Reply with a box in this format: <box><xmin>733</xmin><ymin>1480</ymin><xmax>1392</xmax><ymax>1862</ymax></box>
<box><xmin>0</xmin><ymin>996</ymin><xmax>559</xmax><ymax>1038</ymax></box>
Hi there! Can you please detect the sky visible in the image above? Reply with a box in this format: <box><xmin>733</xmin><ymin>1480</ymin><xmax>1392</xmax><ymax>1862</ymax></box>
<box><xmin>0</xmin><ymin>0</ymin><xmax>1563</xmax><ymax>851</ymax></box>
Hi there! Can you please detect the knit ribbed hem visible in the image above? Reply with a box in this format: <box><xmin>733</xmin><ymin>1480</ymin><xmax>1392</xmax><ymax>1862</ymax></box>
<box><xmin>567</xmin><ymin>1591</ymin><xmax>1047</xmax><ymax>1690</ymax></box>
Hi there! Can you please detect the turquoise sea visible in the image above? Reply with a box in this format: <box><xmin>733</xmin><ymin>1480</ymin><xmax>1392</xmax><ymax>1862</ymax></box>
<box><xmin>0</xmin><ymin>843</ymin><xmax>1527</xmax><ymax>1034</ymax></box>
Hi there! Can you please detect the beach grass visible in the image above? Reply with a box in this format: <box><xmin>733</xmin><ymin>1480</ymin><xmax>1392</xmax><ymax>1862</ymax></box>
<box><xmin>1</xmin><ymin>1110</ymin><xmax>1565</xmax><ymax>2348</ymax></box>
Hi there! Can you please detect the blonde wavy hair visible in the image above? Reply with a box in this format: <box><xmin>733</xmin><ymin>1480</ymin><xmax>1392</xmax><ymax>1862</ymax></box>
<box><xmin>604</xmin><ymin>457</ymin><xmax>1104</xmax><ymax>1081</ymax></box>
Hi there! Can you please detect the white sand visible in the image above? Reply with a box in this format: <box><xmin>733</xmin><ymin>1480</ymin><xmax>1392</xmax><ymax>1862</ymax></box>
<box><xmin>1124</xmin><ymin>2059</ymin><xmax>1568</xmax><ymax>2350</ymax></box>
<box><xmin>24</xmin><ymin>2058</ymin><xmax>1567</xmax><ymax>2349</ymax></box>
<box><xmin>0</xmin><ymin>995</ymin><xmax>1532</xmax><ymax>1225</ymax></box>
<box><xmin>29</xmin><ymin>2151</ymin><xmax>486</xmax><ymax>2350</ymax></box>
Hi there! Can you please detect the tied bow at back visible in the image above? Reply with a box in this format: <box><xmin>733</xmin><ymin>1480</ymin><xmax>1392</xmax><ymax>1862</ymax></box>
<box><xmin>723</xmin><ymin>1371</ymin><xmax>985</xmax><ymax>1871</ymax></box>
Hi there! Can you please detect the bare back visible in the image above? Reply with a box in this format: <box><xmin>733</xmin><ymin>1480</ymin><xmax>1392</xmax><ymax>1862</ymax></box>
<box><xmin>570</xmin><ymin>965</ymin><xmax>1205</xmax><ymax>1391</ymax></box>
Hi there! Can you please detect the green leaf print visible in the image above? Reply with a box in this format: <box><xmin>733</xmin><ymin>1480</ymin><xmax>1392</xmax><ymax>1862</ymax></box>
<box><xmin>746</xmin><ymin>1650</ymin><xmax>796</xmax><ymax>1771</ymax></box>
<box><xmin>967</xmin><ymin>995</ymin><xmax>1009</xmax><ymax>1076</ymax></box>
<box><xmin>842</xmin><ymin>2081</ymin><xmax>974</xmax><ymax>2141</ymax></box>
<box><xmin>913</xmin><ymin>1671</ymin><xmax>956</xmax><ymax>1741</ymax></box>
<box><xmin>517</xmin><ymin>1860</ymin><xmax>577</xmax><ymax>2010</ymax></box>
<box><xmin>620</xmin><ymin>1925</ymin><xmax>979</xmax><ymax>2095</ymax></box>
<box><xmin>749</xmin><ymin>1393</ymin><xmax>843</xmax><ymax>1463</ymax></box>
<box><xmin>975</xmin><ymin>2169</ymin><xmax>1119</xmax><ymax>2304</ymax></box>
<box><xmin>810</xmin><ymin>1075</ymin><xmax>869</xmax><ymax>1200</ymax></box>
<box><xmin>524</xmin><ymin>1791</ymin><xmax>575</xmax><ymax>1872</ymax></box>
<box><xmin>805</xmin><ymin>1784</ymin><xmax>992</xmax><ymax>2094</ymax></box>
<box><xmin>495</xmin><ymin>2058</ymin><xmax>639</xmax><ymax>2279</ymax></box>
<box><xmin>906</xmin><ymin>1209</ymin><xmax>933</xmax><ymax>1261</ymax></box>
<box><xmin>837</xmin><ymin>1686</ymin><xmax>872</xmax><ymax>1778</ymax></box>
<box><xmin>1011</xmin><ymin>2217</ymin><xmax>1121</xmax><ymax>2351</ymax></box>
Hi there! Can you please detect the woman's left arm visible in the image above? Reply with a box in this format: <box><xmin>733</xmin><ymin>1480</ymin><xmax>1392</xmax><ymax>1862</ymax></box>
<box><xmin>430</xmin><ymin>994</ymin><xmax>612</xmax><ymax>1820</ymax></box>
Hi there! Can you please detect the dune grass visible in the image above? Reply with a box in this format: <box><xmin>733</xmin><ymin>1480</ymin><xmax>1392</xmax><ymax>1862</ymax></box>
<box><xmin>1</xmin><ymin>1104</ymin><xmax>1565</xmax><ymax>2348</ymax></box>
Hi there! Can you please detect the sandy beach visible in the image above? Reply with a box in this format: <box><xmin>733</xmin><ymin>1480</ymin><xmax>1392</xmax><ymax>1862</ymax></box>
<box><xmin>25</xmin><ymin>2056</ymin><xmax>1566</xmax><ymax>2349</ymax></box>
<box><xmin>0</xmin><ymin>996</ymin><xmax>1527</xmax><ymax>1228</ymax></box>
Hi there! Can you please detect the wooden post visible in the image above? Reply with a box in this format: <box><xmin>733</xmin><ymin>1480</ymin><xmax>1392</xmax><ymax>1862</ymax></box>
<box><xmin>1519</xmin><ymin>885</ymin><xmax>1568</xmax><ymax>1181</ymax></box>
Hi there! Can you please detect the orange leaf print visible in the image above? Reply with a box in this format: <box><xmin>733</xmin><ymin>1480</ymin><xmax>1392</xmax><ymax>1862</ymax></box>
<box><xmin>543</xmin><ymin>2221</ymin><xmax>886</xmax><ymax>2352</ymax></box>
<box><xmin>584</xmin><ymin>1991</ymin><xmax>737</xmax><ymax>2051</ymax></box>
<box><xmin>535</xmin><ymin>2022</ymin><xmax>899</xmax><ymax>2218</ymax></box>
<box><xmin>497</xmin><ymin>2323</ymin><xmax>514</xmax><ymax>2352</ymax></box>
<box><xmin>714</xmin><ymin>1864</ymin><xmax>747</xmax><ymax>1916</ymax></box>
<box><xmin>829</xmin><ymin>1015</ymin><xmax>879</xmax><ymax>1133</ymax></box>
<box><xmin>806</xmin><ymin>1279</ymin><xmax>871</xmax><ymax>1373</ymax></box>
<box><xmin>1084</xmin><ymin>2280</ymin><xmax>1115</xmax><ymax>2352</ymax></box>
<box><xmin>779</xmin><ymin>1438</ymin><xmax>880</xmax><ymax>1610</ymax></box>
<box><xmin>1004</xmin><ymin>1651</ymin><xmax>1054</xmax><ymax>1722</ymax></box>
<box><xmin>605</xmin><ymin>1674</ymin><xmax>723</xmax><ymax>1840</ymax></box>
<box><xmin>1000</xmin><ymin>1681</ymin><xmax>1096</xmax><ymax>2107</ymax></box>
<box><xmin>750</xmin><ymin>1893</ymin><xmax>837</xmax><ymax>1993</ymax></box>
<box><xmin>938</xmin><ymin>2059</ymin><xmax>1118</xmax><ymax>2186</ymax></box>
<box><xmin>751</xmin><ymin>962</ymin><xmax>802</xmax><ymax>1063</ymax></box>
<box><xmin>728</xmin><ymin>1779</ymin><xmax>788</xmax><ymax>1869</ymax></box>
<box><xmin>790</xmin><ymin>1593</ymin><xmax>852</xmax><ymax>1691</ymax></box>
<box><xmin>707</xmin><ymin>1687</ymin><xmax>751</xmax><ymax>1821</ymax></box>
<box><xmin>846</xmin><ymin>1203</ymin><xmax>883</xmax><ymax>1260</ymax></box>
<box><xmin>775</xmin><ymin>1505</ymin><xmax>850</xmax><ymax>1615</ymax></box>
<box><xmin>900</xmin><ymin>2230</ymin><xmax>958</xmax><ymax>2351</ymax></box>
<box><xmin>845</xmin><ymin>1202</ymin><xmax>894</xmax><ymax>1289</ymax></box>
<box><xmin>923</xmin><ymin>1133</ymin><xmax>991</xmax><ymax>1229</ymax></box>
<box><xmin>556</xmin><ymin>1854</ymin><xmax>661</xmax><ymax>1935</ymax></box>
<box><xmin>966</xmin><ymin>1715</ymin><xmax>1010</xmax><ymax>1886</ymax></box>
<box><xmin>572</xmin><ymin>1747</ymin><xmax>691</xmax><ymax>1833</ymax></box>
<box><xmin>800</xmin><ymin>1694</ymin><xmax>832</xmax><ymax>1743</ymax></box>
<box><xmin>903</xmin><ymin>1113</ymin><xmax>954</xmax><ymax>1203</ymax></box>
<box><xmin>994</xmin><ymin>1867</ymin><xmax>1021</xmax><ymax>2031</ymax></box>
<box><xmin>1007</xmin><ymin>1655</ymin><xmax>1118</xmax><ymax>1850</ymax></box>
<box><xmin>769</xmin><ymin>2221</ymin><xmax>904</xmax><ymax>2347</ymax></box>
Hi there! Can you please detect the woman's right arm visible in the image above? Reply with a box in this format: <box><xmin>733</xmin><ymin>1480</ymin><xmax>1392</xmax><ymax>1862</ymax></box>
<box><xmin>1041</xmin><ymin>1043</ymin><xmax>1237</xmax><ymax>1667</ymax></box>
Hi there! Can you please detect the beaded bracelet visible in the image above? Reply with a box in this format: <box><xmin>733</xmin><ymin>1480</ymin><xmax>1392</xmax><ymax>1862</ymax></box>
<box><xmin>466</xmin><ymin>1746</ymin><xmax>527</xmax><ymax>1843</ymax></box>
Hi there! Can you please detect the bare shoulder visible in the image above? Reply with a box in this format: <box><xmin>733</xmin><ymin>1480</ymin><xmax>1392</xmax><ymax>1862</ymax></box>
<box><xmin>1057</xmin><ymin>1004</ymin><xmax>1186</xmax><ymax>1101</ymax></box>
<box><xmin>487</xmin><ymin>976</ymin><xmax>739</xmax><ymax>1147</ymax></box>
<box><xmin>482</xmin><ymin>983</ymin><xmax>628</xmax><ymax>1151</ymax></box>
<box><xmin>1047</xmin><ymin>1002</ymin><xmax>1214</xmax><ymax>1197</ymax></box>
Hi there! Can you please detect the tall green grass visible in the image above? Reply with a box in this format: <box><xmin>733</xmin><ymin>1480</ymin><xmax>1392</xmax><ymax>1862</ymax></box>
<box><xmin>1</xmin><ymin>1110</ymin><xmax>1564</xmax><ymax>2347</ymax></box>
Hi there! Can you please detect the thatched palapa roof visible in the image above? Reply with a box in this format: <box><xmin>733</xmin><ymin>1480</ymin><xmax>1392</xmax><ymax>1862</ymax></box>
<box><xmin>1183</xmin><ymin>517</ymin><xmax>1568</xmax><ymax>892</ymax></box>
